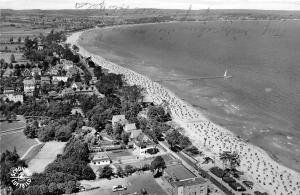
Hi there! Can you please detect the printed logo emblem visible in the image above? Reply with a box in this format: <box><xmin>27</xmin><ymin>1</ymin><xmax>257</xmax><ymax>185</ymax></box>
<box><xmin>10</xmin><ymin>167</ymin><xmax>32</xmax><ymax>188</ymax></box>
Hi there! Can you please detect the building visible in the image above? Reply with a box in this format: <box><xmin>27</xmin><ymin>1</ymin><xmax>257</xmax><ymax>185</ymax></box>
<box><xmin>133</xmin><ymin>133</ymin><xmax>156</xmax><ymax>155</ymax></box>
<box><xmin>31</xmin><ymin>67</ymin><xmax>42</xmax><ymax>76</ymax></box>
<box><xmin>40</xmin><ymin>76</ymin><xmax>51</xmax><ymax>86</ymax></box>
<box><xmin>91</xmin><ymin>153</ymin><xmax>111</xmax><ymax>165</ymax></box>
<box><xmin>48</xmin><ymin>66</ymin><xmax>59</xmax><ymax>76</ymax></box>
<box><xmin>52</xmin><ymin>76</ymin><xmax>68</xmax><ymax>84</ymax></box>
<box><xmin>3</xmin><ymin>88</ymin><xmax>15</xmax><ymax>94</ymax></box>
<box><xmin>71</xmin><ymin>107</ymin><xmax>84</xmax><ymax>117</ymax></box>
<box><xmin>124</xmin><ymin>123</ymin><xmax>137</xmax><ymax>133</ymax></box>
<box><xmin>170</xmin><ymin>177</ymin><xmax>207</xmax><ymax>195</ymax></box>
<box><xmin>112</xmin><ymin>115</ymin><xmax>128</xmax><ymax>127</ymax></box>
<box><xmin>4</xmin><ymin>93</ymin><xmax>23</xmax><ymax>103</ymax></box>
<box><xmin>71</xmin><ymin>82</ymin><xmax>83</xmax><ymax>90</ymax></box>
<box><xmin>60</xmin><ymin>88</ymin><xmax>74</xmax><ymax>97</ymax></box>
<box><xmin>130</xmin><ymin>129</ymin><xmax>142</xmax><ymax>139</ymax></box>
<box><xmin>23</xmin><ymin>78</ymin><xmax>35</xmax><ymax>93</ymax></box>
<box><xmin>22</xmin><ymin>68</ymin><xmax>32</xmax><ymax>77</ymax></box>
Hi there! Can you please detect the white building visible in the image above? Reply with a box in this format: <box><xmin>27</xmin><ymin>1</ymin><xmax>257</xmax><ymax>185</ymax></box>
<box><xmin>52</xmin><ymin>76</ymin><xmax>68</xmax><ymax>84</ymax></box>
<box><xmin>124</xmin><ymin>123</ymin><xmax>137</xmax><ymax>133</ymax></box>
<box><xmin>91</xmin><ymin>153</ymin><xmax>111</xmax><ymax>166</ymax></box>
<box><xmin>23</xmin><ymin>78</ymin><xmax>35</xmax><ymax>93</ymax></box>
<box><xmin>112</xmin><ymin>115</ymin><xmax>128</xmax><ymax>127</ymax></box>
<box><xmin>4</xmin><ymin>93</ymin><xmax>23</xmax><ymax>103</ymax></box>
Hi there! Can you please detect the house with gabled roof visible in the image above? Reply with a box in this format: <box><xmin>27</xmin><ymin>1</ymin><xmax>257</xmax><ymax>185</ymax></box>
<box><xmin>52</xmin><ymin>76</ymin><xmax>68</xmax><ymax>84</ymax></box>
<box><xmin>60</xmin><ymin>88</ymin><xmax>75</xmax><ymax>97</ymax></box>
<box><xmin>23</xmin><ymin>78</ymin><xmax>35</xmax><ymax>93</ymax></box>
<box><xmin>22</xmin><ymin>68</ymin><xmax>31</xmax><ymax>77</ymax></box>
<box><xmin>111</xmin><ymin>115</ymin><xmax>128</xmax><ymax>127</ymax></box>
<box><xmin>31</xmin><ymin>67</ymin><xmax>42</xmax><ymax>76</ymax></box>
<box><xmin>133</xmin><ymin>132</ymin><xmax>156</xmax><ymax>155</ymax></box>
<box><xmin>40</xmin><ymin>76</ymin><xmax>51</xmax><ymax>86</ymax></box>
<box><xmin>124</xmin><ymin>123</ymin><xmax>137</xmax><ymax>133</ymax></box>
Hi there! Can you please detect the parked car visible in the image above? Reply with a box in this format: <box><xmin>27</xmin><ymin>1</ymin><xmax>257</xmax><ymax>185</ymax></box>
<box><xmin>243</xmin><ymin>180</ymin><xmax>254</xmax><ymax>189</ymax></box>
<box><xmin>112</xmin><ymin>185</ymin><xmax>127</xmax><ymax>192</ymax></box>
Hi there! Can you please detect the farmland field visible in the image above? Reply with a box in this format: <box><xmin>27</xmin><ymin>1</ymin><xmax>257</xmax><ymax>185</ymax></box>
<box><xmin>79</xmin><ymin>20</ymin><xmax>300</xmax><ymax>172</ymax></box>
<box><xmin>0</xmin><ymin>131</ymin><xmax>38</xmax><ymax>157</ymax></box>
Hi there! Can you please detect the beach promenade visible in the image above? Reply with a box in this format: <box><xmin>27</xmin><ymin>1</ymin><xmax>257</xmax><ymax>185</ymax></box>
<box><xmin>67</xmin><ymin>30</ymin><xmax>300</xmax><ymax>195</ymax></box>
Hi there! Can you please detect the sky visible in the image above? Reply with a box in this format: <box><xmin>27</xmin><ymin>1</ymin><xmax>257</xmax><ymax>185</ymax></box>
<box><xmin>1</xmin><ymin>0</ymin><xmax>300</xmax><ymax>10</ymax></box>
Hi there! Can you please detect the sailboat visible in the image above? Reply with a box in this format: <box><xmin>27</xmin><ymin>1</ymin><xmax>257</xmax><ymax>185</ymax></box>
<box><xmin>224</xmin><ymin>70</ymin><xmax>232</xmax><ymax>79</ymax></box>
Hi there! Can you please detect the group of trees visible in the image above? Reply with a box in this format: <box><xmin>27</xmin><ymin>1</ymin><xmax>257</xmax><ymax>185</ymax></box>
<box><xmin>99</xmin><ymin>156</ymin><xmax>166</xmax><ymax>179</ymax></box>
<box><xmin>24</xmin><ymin>117</ymin><xmax>82</xmax><ymax>142</ymax></box>
<box><xmin>165</xmin><ymin>128</ymin><xmax>192</xmax><ymax>149</ymax></box>
<box><xmin>15</xmin><ymin>137</ymin><xmax>95</xmax><ymax>195</ymax></box>
<box><xmin>0</xmin><ymin>148</ymin><xmax>26</xmax><ymax>189</ymax></box>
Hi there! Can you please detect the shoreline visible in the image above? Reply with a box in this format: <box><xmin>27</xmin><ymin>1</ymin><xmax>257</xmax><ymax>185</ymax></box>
<box><xmin>66</xmin><ymin>29</ymin><xmax>300</xmax><ymax>194</ymax></box>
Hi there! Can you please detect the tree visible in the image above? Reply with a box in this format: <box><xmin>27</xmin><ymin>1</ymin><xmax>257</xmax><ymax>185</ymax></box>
<box><xmin>124</xmin><ymin>165</ymin><xmax>135</xmax><ymax>175</ymax></box>
<box><xmin>12</xmin><ymin>188</ymin><xmax>26</xmax><ymax>195</ymax></box>
<box><xmin>39</xmin><ymin>184</ymin><xmax>48</xmax><ymax>195</ymax></box>
<box><xmin>10</xmin><ymin>54</ymin><xmax>16</xmax><ymax>63</ymax></box>
<box><xmin>219</xmin><ymin>151</ymin><xmax>241</xmax><ymax>171</ymax></box>
<box><xmin>185</xmin><ymin>146</ymin><xmax>201</xmax><ymax>156</ymax></box>
<box><xmin>147</xmin><ymin>105</ymin><xmax>171</xmax><ymax>122</ymax></box>
<box><xmin>121</xmin><ymin>132</ymin><xmax>130</xmax><ymax>145</ymax></box>
<box><xmin>99</xmin><ymin>165</ymin><xmax>113</xmax><ymax>179</ymax></box>
<box><xmin>114</xmin><ymin>123</ymin><xmax>123</xmax><ymax>140</ymax></box>
<box><xmin>25</xmin><ymin>185</ymin><xmax>40</xmax><ymax>195</ymax></box>
<box><xmin>65</xmin><ymin>180</ymin><xmax>76</xmax><ymax>194</ymax></box>
<box><xmin>48</xmin><ymin>182</ymin><xmax>57</xmax><ymax>194</ymax></box>
<box><xmin>24</xmin><ymin>124</ymin><xmax>37</xmax><ymax>138</ymax></box>
<box><xmin>105</xmin><ymin>124</ymin><xmax>113</xmax><ymax>135</ymax></box>
<box><xmin>116</xmin><ymin>166</ymin><xmax>124</xmax><ymax>177</ymax></box>
<box><xmin>72</xmin><ymin>45</ymin><xmax>79</xmax><ymax>52</ymax></box>
<box><xmin>151</xmin><ymin>156</ymin><xmax>166</xmax><ymax>172</ymax></box>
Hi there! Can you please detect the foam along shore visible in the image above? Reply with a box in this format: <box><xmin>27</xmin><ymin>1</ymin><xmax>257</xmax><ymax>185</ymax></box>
<box><xmin>67</xmin><ymin>30</ymin><xmax>300</xmax><ymax>195</ymax></box>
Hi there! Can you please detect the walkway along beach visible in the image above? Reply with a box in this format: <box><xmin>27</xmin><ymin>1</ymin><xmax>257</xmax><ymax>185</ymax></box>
<box><xmin>66</xmin><ymin>30</ymin><xmax>300</xmax><ymax>195</ymax></box>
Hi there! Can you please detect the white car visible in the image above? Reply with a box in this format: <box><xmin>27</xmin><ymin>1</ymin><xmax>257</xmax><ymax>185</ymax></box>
<box><xmin>112</xmin><ymin>185</ymin><xmax>127</xmax><ymax>192</ymax></box>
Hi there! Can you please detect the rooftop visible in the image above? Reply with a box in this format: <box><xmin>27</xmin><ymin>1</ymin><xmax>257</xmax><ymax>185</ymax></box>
<box><xmin>92</xmin><ymin>153</ymin><xmax>110</xmax><ymax>161</ymax></box>
<box><xmin>172</xmin><ymin>177</ymin><xmax>206</xmax><ymax>187</ymax></box>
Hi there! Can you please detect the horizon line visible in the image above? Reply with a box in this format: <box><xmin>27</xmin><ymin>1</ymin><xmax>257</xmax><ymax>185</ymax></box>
<box><xmin>2</xmin><ymin>8</ymin><xmax>300</xmax><ymax>11</ymax></box>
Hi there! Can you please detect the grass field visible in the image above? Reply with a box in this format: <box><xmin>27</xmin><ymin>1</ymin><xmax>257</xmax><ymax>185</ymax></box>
<box><xmin>114</xmin><ymin>154</ymin><xmax>175</xmax><ymax>169</ymax></box>
<box><xmin>165</xmin><ymin>164</ymin><xmax>196</xmax><ymax>181</ymax></box>
<box><xmin>0</xmin><ymin>121</ymin><xmax>25</xmax><ymax>132</ymax></box>
<box><xmin>28</xmin><ymin>141</ymin><xmax>66</xmax><ymax>173</ymax></box>
<box><xmin>0</xmin><ymin>131</ymin><xmax>38</xmax><ymax>156</ymax></box>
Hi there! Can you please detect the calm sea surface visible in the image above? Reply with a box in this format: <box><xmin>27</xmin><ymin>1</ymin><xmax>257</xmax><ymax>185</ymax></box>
<box><xmin>79</xmin><ymin>21</ymin><xmax>300</xmax><ymax>172</ymax></box>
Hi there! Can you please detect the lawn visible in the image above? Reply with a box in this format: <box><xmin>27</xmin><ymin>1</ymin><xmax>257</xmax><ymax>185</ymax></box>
<box><xmin>28</xmin><ymin>141</ymin><xmax>66</xmax><ymax>173</ymax></box>
<box><xmin>107</xmin><ymin>150</ymin><xmax>135</xmax><ymax>162</ymax></box>
<box><xmin>165</xmin><ymin>164</ymin><xmax>196</xmax><ymax>181</ymax></box>
<box><xmin>0</xmin><ymin>131</ymin><xmax>38</xmax><ymax>156</ymax></box>
<box><xmin>113</xmin><ymin>154</ymin><xmax>176</xmax><ymax>169</ymax></box>
<box><xmin>0</xmin><ymin>120</ymin><xmax>26</xmax><ymax>132</ymax></box>
<box><xmin>79</xmin><ymin>173</ymin><xmax>167</xmax><ymax>195</ymax></box>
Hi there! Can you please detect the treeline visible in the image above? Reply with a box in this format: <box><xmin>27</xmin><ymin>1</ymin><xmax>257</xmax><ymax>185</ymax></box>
<box><xmin>24</xmin><ymin>117</ymin><xmax>83</xmax><ymax>142</ymax></box>
<box><xmin>13</xmin><ymin>137</ymin><xmax>95</xmax><ymax>195</ymax></box>
<box><xmin>0</xmin><ymin>149</ymin><xmax>27</xmax><ymax>189</ymax></box>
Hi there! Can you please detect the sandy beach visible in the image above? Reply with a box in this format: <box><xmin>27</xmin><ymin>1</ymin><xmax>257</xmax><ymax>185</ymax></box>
<box><xmin>66</xmin><ymin>29</ymin><xmax>300</xmax><ymax>195</ymax></box>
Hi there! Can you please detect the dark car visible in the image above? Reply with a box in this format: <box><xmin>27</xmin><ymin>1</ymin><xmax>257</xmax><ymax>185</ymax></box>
<box><xmin>243</xmin><ymin>180</ymin><xmax>254</xmax><ymax>189</ymax></box>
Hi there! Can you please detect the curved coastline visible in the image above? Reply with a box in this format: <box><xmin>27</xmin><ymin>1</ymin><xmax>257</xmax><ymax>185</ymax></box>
<box><xmin>66</xmin><ymin>28</ymin><xmax>300</xmax><ymax>194</ymax></box>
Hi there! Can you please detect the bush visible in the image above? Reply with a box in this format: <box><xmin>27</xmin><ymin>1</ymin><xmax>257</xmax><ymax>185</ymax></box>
<box><xmin>222</xmin><ymin>176</ymin><xmax>236</xmax><ymax>183</ymax></box>
<box><xmin>209</xmin><ymin>167</ymin><xmax>225</xmax><ymax>178</ymax></box>
<box><xmin>228</xmin><ymin>182</ymin><xmax>246</xmax><ymax>192</ymax></box>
